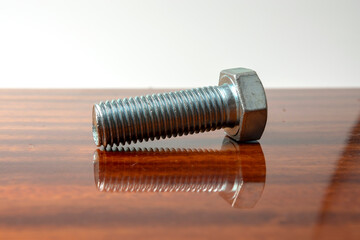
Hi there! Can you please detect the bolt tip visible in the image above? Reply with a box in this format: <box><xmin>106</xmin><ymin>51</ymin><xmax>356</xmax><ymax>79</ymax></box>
<box><xmin>92</xmin><ymin>104</ymin><xmax>102</xmax><ymax>146</ymax></box>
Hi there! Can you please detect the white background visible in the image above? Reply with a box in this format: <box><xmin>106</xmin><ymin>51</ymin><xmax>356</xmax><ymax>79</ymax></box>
<box><xmin>0</xmin><ymin>0</ymin><xmax>359</xmax><ymax>89</ymax></box>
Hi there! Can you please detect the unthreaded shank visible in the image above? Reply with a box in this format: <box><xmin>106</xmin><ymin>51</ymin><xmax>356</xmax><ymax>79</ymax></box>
<box><xmin>92</xmin><ymin>84</ymin><xmax>239</xmax><ymax>147</ymax></box>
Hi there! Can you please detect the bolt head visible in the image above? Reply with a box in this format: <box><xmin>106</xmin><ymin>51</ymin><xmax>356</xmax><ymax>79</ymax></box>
<box><xmin>219</xmin><ymin>68</ymin><xmax>267</xmax><ymax>141</ymax></box>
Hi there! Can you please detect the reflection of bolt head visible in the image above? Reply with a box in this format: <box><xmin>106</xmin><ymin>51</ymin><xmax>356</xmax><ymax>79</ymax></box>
<box><xmin>219</xmin><ymin>137</ymin><xmax>266</xmax><ymax>208</ymax></box>
<box><xmin>219</xmin><ymin>68</ymin><xmax>267</xmax><ymax>142</ymax></box>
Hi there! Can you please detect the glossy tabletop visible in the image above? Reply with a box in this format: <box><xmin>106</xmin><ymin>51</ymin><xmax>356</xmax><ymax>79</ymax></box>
<box><xmin>0</xmin><ymin>89</ymin><xmax>359</xmax><ymax>239</ymax></box>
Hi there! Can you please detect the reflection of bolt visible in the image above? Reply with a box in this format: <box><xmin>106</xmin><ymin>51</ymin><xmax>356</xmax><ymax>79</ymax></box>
<box><xmin>93</xmin><ymin>137</ymin><xmax>266</xmax><ymax>208</ymax></box>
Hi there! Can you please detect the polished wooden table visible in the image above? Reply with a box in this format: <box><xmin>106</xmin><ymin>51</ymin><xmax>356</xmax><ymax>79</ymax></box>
<box><xmin>0</xmin><ymin>89</ymin><xmax>359</xmax><ymax>240</ymax></box>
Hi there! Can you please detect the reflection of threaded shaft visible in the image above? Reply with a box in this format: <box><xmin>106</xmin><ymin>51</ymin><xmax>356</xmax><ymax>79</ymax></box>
<box><xmin>109</xmin><ymin>146</ymin><xmax>219</xmax><ymax>153</ymax></box>
<box><xmin>98</xmin><ymin>175</ymin><xmax>229</xmax><ymax>193</ymax></box>
<box><xmin>93</xmin><ymin>84</ymin><xmax>237</xmax><ymax>146</ymax></box>
<box><xmin>94</xmin><ymin>147</ymin><xmax>241</xmax><ymax>194</ymax></box>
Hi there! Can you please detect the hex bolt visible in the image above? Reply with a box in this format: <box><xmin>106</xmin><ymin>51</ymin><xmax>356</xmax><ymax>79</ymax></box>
<box><xmin>92</xmin><ymin>67</ymin><xmax>267</xmax><ymax>147</ymax></box>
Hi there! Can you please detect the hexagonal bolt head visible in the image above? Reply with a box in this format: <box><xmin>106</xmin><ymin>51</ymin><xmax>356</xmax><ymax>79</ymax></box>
<box><xmin>219</xmin><ymin>68</ymin><xmax>267</xmax><ymax>142</ymax></box>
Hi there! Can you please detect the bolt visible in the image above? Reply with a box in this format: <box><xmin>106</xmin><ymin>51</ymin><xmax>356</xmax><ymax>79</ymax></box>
<box><xmin>92</xmin><ymin>67</ymin><xmax>267</xmax><ymax>147</ymax></box>
<box><xmin>93</xmin><ymin>137</ymin><xmax>266</xmax><ymax>208</ymax></box>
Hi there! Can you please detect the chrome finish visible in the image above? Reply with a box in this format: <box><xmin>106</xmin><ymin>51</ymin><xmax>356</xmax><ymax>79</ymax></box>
<box><xmin>92</xmin><ymin>67</ymin><xmax>267</xmax><ymax>147</ymax></box>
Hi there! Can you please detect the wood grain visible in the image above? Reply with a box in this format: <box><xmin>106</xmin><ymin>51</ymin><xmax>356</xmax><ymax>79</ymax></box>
<box><xmin>0</xmin><ymin>89</ymin><xmax>359</xmax><ymax>240</ymax></box>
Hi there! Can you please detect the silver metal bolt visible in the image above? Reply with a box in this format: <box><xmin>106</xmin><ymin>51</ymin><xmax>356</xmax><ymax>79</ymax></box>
<box><xmin>92</xmin><ymin>67</ymin><xmax>267</xmax><ymax>147</ymax></box>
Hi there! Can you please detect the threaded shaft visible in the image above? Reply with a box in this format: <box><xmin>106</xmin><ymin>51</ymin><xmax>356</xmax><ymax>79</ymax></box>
<box><xmin>92</xmin><ymin>84</ymin><xmax>238</xmax><ymax>146</ymax></box>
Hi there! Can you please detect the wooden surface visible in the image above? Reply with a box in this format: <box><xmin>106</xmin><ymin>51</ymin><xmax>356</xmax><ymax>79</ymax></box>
<box><xmin>0</xmin><ymin>89</ymin><xmax>359</xmax><ymax>240</ymax></box>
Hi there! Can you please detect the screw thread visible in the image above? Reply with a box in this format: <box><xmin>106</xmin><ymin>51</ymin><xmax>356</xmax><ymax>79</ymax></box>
<box><xmin>93</xmin><ymin>84</ymin><xmax>238</xmax><ymax>146</ymax></box>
